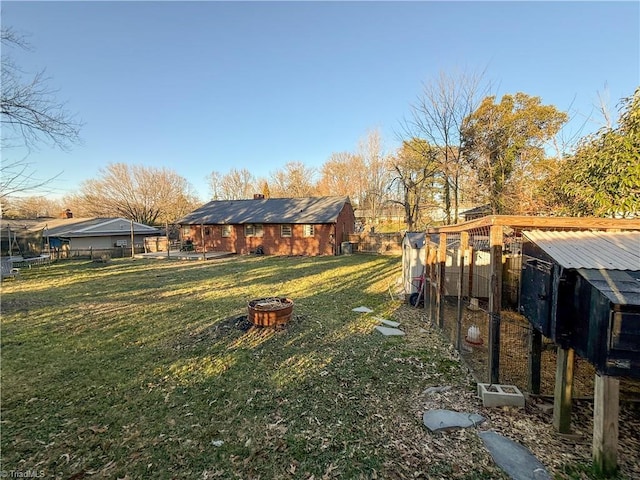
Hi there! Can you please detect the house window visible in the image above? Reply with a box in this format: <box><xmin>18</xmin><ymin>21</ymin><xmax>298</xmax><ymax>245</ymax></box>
<box><xmin>204</xmin><ymin>228</ymin><xmax>211</xmax><ymax>236</ymax></box>
<box><xmin>182</xmin><ymin>226</ymin><xmax>190</xmax><ymax>238</ymax></box>
<box><xmin>222</xmin><ymin>225</ymin><xmax>231</xmax><ymax>237</ymax></box>
<box><xmin>281</xmin><ymin>224</ymin><xmax>292</xmax><ymax>237</ymax></box>
<box><xmin>245</xmin><ymin>224</ymin><xmax>263</xmax><ymax>237</ymax></box>
<box><xmin>303</xmin><ymin>224</ymin><xmax>314</xmax><ymax>237</ymax></box>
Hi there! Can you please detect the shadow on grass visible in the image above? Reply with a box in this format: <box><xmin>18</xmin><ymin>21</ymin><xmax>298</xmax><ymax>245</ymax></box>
<box><xmin>6</xmin><ymin>254</ymin><xmax>469</xmax><ymax>478</ymax></box>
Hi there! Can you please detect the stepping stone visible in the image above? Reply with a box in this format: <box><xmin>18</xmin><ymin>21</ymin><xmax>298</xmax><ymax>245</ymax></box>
<box><xmin>353</xmin><ymin>306</ymin><xmax>374</xmax><ymax>313</ymax></box>
<box><xmin>479</xmin><ymin>430</ymin><xmax>551</xmax><ymax>480</ymax></box>
<box><xmin>422</xmin><ymin>409</ymin><xmax>485</xmax><ymax>432</ymax></box>
<box><xmin>423</xmin><ymin>385</ymin><xmax>452</xmax><ymax>395</ymax></box>
<box><xmin>375</xmin><ymin>326</ymin><xmax>405</xmax><ymax>336</ymax></box>
<box><xmin>373</xmin><ymin>316</ymin><xmax>400</xmax><ymax>328</ymax></box>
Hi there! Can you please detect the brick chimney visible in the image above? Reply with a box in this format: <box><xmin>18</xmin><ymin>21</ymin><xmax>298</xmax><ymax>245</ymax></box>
<box><xmin>253</xmin><ymin>194</ymin><xmax>265</xmax><ymax>200</ymax></box>
<box><xmin>60</xmin><ymin>209</ymin><xmax>73</xmax><ymax>219</ymax></box>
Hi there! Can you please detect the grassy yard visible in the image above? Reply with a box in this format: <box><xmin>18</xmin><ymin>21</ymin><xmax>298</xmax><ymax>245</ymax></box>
<box><xmin>1</xmin><ymin>255</ymin><xmax>635</xmax><ymax>479</ymax></box>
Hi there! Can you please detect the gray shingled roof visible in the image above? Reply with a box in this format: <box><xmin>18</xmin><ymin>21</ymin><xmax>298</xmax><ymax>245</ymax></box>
<box><xmin>523</xmin><ymin>230</ymin><xmax>640</xmax><ymax>271</ymax></box>
<box><xmin>178</xmin><ymin>196</ymin><xmax>351</xmax><ymax>225</ymax></box>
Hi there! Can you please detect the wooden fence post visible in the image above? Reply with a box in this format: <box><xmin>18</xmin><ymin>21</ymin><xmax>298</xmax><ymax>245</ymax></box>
<box><xmin>528</xmin><ymin>329</ymin><xmax>542</xmax><ymax>394</ymax></box>
<box><xmin>130</xmin><ymin>219</ymin><xmax>135</xmax><ymax>258</ymax></box>
<box><xmin>456</xmin><ymin>232</ymin><xmax>469</xmax><ymax>350</ymax></box>
<box><xmin>436</xmin><ymin>233</ymin><xmax>447</xmax><ymax>328</ymax></box>
<box><xmin>489</xmin><ymin>225</ymin><xmax>503</xmax><ymax>384</ymax></box>
<box><xmin>166</xmin><ymin>221</ymin><xmax>170</xmax><ymax>259</ymax></box>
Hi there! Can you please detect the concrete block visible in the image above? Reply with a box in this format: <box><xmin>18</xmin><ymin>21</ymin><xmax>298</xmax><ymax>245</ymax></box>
<box><xmin>477</xmin><ymin>383</ymin><xmax>525</xmax><ymax>408</ymax></box>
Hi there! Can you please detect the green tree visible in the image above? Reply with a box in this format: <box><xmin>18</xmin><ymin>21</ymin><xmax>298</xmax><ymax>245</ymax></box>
<box><xmin>549</xmin><ymin>87</ymin><xmax>640</xmax><ymax>217</ymax></box>
<box><xmin>461</xmin><ymin>93</ymin><xmax>568</xmax><ymax>214</ymax></box>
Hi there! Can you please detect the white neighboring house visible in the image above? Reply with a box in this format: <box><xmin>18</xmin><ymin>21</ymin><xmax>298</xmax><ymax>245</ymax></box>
<box><xmin>40</xmin><ymin>217</ymin><xmax>160</xmax><ymax>252</ymax></box>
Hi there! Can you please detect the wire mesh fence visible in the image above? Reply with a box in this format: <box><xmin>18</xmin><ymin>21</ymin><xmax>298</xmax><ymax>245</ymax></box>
<box><xmin>422</xmin><ymin>218</ymin><xmax>640</xmax><ymax>398</ymax></box>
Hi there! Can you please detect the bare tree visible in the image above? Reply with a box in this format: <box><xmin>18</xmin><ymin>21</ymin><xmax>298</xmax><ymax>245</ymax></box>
<box><xmin>0</xmin><ymin>158</ymin><xmax>62</xmax><ymax>199</ymax></box>
<box><xmin>74</xmin><ymin>163</ymin><xmax>199</xmax><ymax>224</ymax></box>
<box><xmin>316</xmin><ymin>151</ymin><xmax>366</xmax><ymax>202</ymax></box>
<box><xmin>358</xmin><ymin>129</ymin><xmax>392</xmax><ymax>222</ymax></box>
<box><xmin>402</xmin><ymin>69</ymin><xmax>488</xmax><ymax>224</ymax></box>
<box><xmin>269</xmin><ymin>162</ymin><xmax>318</xmax><ymax>197</ymax></box>
<box><xmin>207</xmin><ymin>171</ymin><xmax>223</xmax><ymax>200</ymax></box>
<box><xmin>207</xmin><ymin>168</ymin><xmax>257</xmax><ymax>200</ymax></box>
<box><xmin>1</xmin><ymin>194</ymin><xmax>64</xmax><ymax>219</ymax></box>
<box><xmin>1</xmin><ymin>27</ymin><xmax>82</xmax><ymax>197</ymax></box>
<box><xmin>388</xmin><ymin>138</ymin><xmax>440</xmax><ymax>230</ymax></box>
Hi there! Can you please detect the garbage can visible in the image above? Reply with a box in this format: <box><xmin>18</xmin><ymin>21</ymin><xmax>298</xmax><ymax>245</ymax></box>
<box><xmin>341</xmin><ymin>241</ymin><xmax>352</xmax><ymax>255</ymax></box>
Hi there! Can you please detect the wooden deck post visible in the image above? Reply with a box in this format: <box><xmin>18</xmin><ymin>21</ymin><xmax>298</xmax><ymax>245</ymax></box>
<box><xmin>456</xmin><ymin>232</ymin><xmax>469</xmax><ymax>350</ymax></box>
<box><xmin>488</xmin><ymin>225</ymin><xmax>503</xmax><ymax>384</ymax></box>
<box><xmin>553</xmin><ymin>347</ymin><xmax>574</xmax><ymax>434</ymax></box>
<box><xmin>436</xmin><ymin>233</ymin><xmax>447</xmax><ymax>328</ymax></box>
<box><xmin>593</xmin><ymin>373</ymin><xmax>619</xmax><ymax>476</ymax></box>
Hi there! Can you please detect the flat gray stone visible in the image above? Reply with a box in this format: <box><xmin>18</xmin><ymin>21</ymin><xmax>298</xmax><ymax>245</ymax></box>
<box><xmin>374</xmin><ymin>317</ymin><xmax>401</xmax><ymax>328</ymax></box>
<box><xmin>422</xmin><ymin>409</ymin><xmax>485</xmax><ymax>432</ymax></box>
<box><xmin>479</xmin><ymin>430</ymin><xmax>551</xmax><ymax>480</ymax></box>
<box><xmin>352</xmin><ymin>306</ymin><xmax>374</xmax><ymax>313</ymax></box>
<box><xmin>423</xmin><ymin>385</ymin><xmax>452</xmax><ymax>395</ymax></box>
<box><xmin>375</xmin><ymin>326</ymin><xmax>405</xmax><ymax>336</ymax></box>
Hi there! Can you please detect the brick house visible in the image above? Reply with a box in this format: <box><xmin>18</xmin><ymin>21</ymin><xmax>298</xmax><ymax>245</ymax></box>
<box><xmin>177</xmin><ymin>196</ymin><xmax>355</xmax><ymax>256</ymax></box>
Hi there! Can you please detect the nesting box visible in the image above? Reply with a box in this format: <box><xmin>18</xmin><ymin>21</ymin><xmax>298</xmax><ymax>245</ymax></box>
<box><xmin>520</xmin><ymin>230</ymin><xmax>640</xmax><ymax>378</ymax></box>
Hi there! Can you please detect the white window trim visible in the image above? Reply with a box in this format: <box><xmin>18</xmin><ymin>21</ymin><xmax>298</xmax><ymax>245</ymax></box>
<box><xmin>245</xmin><ymin>224</ymin><xmax>264</xmax><ymax>237</ymax></box>
<box><xmin>281</xmin><ymin>224</ymin><xmax>292</xmax><ymax>238</ymax></box>
<box><xmin>303</xmin><ymin>224</ymin><xmax>315</xmax><ymax>237</ymax></box>
<box><xmin>222</xmin><ymin>225</ymin><xmax>232</xmax><ymax>237</ymax></box>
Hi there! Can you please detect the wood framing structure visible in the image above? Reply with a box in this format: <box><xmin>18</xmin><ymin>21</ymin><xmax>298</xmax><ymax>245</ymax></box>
<box><xmin>426</xmin><ymin>215</ymin><xmax>640</xmax><ymax>475</ymax></box>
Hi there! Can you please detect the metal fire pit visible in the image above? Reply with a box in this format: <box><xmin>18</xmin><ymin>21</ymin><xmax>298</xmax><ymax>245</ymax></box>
<box><xmin>247</xmin><ymin>297</ymin><xmax>294</xmax><ymax>327</ymax></box>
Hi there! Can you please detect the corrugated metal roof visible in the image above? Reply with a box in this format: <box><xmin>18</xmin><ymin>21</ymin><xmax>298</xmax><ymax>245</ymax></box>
<box><xmin>578</xmin><ymin>269</ymin><xmax>640</xmax><ymax>305</ymax></box>
<box><xmin>178</xmin><ymin>196</ymin><xmax>351</xmax><ymax>225</ymax></box>
<box><xmin>523</xmin><ymin>230</ymin><xmax>640</xmax><ymax>271</ymax></box>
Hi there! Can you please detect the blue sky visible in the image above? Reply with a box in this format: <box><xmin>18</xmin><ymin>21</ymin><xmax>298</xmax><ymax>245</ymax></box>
<box><xmin>3</xmin><ymin>1</ymin><xmax>639</xmax><ymax>201</ymax></box>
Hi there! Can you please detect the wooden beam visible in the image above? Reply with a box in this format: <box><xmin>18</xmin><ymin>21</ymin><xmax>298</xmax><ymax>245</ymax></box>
<box><xmin>427</xmin><ymin>215</ymin><xmax>640</xmax><ymax>234</ymax></box>
<box><xmin>456</xmin><ymin>232</ymin><xmax>469</xmax><ymax>350</ymax></box>
<box><xmin>488</xmin><ymin>225</ymin><xmax>503</xmax><ymax>384</ymax></box>
<box><xmin>593</xmin><ymin>374</ymin><xmax>619</xmax><ymax>476</ymax></box>
<box><xmin>553</xmin><ymin>347</ymin><xmax>575</xmax><ymax>434</ymax></box>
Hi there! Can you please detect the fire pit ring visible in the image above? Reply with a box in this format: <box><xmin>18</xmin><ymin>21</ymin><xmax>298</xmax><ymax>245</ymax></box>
<box><xmin>247</xmin><ymin>297</ymin><xmax>294</xmax><ymax>327</ymax></box>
